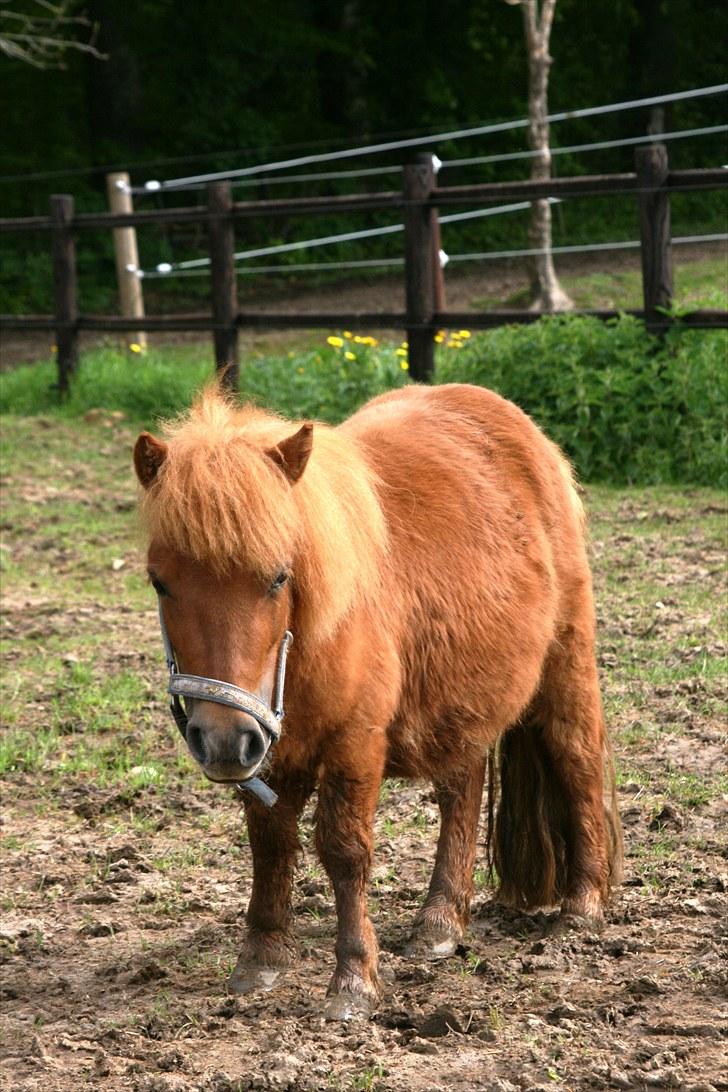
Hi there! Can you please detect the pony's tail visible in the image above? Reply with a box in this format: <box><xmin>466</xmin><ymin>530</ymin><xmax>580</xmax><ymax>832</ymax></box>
<box><xmin>487</xmin><ymin>719</ymin><xmax>569</xmax><ymax>909</ymax></box>
<box><xmin>486</xmin><ymin>718</ymin><xmax>623</xmax><ymax>909</ymax></box>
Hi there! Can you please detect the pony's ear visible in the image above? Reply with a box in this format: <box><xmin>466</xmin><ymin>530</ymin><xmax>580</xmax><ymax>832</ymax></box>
<box><xmin>134</xmin><ymin>432</ymin><xmax>168</xmax><ymax>489</ymax></box>
<box><xmin>266</xmin><ymin>422</ymin><xmax>313</xmax><ymax>484</ymax></box>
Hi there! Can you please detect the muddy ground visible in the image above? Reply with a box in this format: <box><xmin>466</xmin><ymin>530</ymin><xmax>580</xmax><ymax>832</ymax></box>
<box><xmin>1</xmin><ymin>422</ymin><xmax>727</xmax><ymax>1091</ymax></box>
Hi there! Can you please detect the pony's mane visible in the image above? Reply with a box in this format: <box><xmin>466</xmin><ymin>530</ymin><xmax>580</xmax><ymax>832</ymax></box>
<box><xmin>139</xmin><ymin>387</ymin><xmax>388</xmax><ymax>643</ymax></box>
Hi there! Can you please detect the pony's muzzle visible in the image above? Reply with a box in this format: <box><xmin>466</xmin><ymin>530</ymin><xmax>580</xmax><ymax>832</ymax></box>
<box><xmin>185</xmin><ymin>707</ymin><xmax>269</xmax><ymax>782</ymax></box>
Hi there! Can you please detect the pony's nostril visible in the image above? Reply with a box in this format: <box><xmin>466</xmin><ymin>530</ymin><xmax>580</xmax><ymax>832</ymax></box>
<box><xmin>239</xmin><ymin>729</ymin><xmax>266</xmax><ymax>768</ymax></box>
<box><xmin>186</xmin><ymin>723</ymin><xmax>206</xmax><ymax>765</ymax></box>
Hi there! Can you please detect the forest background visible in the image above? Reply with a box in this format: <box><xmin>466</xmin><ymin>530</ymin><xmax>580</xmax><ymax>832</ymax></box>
<box><xmin>1</xmin><ymin>0</ymin><xmax>726</xmax><ymax>314</ymax></box>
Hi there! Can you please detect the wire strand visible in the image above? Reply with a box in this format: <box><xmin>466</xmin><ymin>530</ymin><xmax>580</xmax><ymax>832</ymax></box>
<box><xmin>140</xmin><ymin>200</ymin><xmax>538</xmax><ymax>277</ymax></box>
<box><xmin>134</xmin><ymin>84</ymin><xmax>728</xmax><ymax>193</ymax></box>
<box><xmin>139</xmin><ymin>232</ymin><xmax>726</xmax><ymax>280</ymax></box>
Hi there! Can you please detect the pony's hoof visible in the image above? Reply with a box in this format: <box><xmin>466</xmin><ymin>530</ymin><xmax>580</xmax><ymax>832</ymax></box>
<box><xmin>323</xmin><ymin>991</ymin><xmax>375</xmax><ymax>1022</ymax></box>
<box><xmin>227</xmin><ymin>962</ymin><xmax>283</xmax><ymax>995</ymax></box>
<box><xmin>403</xmin><ymin>924</ymin><xmax>462</xmax><ymax>961</ymax></box>
<box><xmin>552</xmin><ymin>909</ymin><xmax>604</xmax><ymax>936</ymax></box>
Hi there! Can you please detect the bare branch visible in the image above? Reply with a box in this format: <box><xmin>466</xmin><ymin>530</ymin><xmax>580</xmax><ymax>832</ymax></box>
<box><xmin>0</xmin><ymin>0</ymin><xmax>105</xmax><ymax>68</ymax></box>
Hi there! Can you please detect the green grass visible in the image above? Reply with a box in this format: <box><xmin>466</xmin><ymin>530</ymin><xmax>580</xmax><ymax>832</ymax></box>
<box><xmin>495</xmin><ymin>255</ymin><xmax>727</xmax><ymax>312</ymax></box>
<box><xmin>2</xmin><ymin>316</ymin><xmax>726</xmax><ymax>486</ymax></box>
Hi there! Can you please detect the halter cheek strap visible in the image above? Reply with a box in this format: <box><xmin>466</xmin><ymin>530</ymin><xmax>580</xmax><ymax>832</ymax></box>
<box><xmin>158</xmin><ymin>600</ymin><xmax>292</xmax><ymax>808</ymax></box>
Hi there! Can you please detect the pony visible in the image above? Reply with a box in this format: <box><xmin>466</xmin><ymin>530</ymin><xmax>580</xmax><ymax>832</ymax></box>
<box><xmin>133</xmin><ymin>381</ymin><xmax>622</xmax><ymax>1020</ymax></box>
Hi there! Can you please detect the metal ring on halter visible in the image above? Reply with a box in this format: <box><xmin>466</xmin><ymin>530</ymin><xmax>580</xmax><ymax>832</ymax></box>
<box><xmin>157</xmin><ymin>600</ymin><xmax>292</xmax><ymax>807</ymax></box>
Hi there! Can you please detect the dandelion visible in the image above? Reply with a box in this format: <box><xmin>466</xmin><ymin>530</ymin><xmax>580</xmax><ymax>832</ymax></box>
<box><xmin>458</xmin><ymin>330</ymin><xmax>472</xmax><ymax>339</ymax></box>
<box><xmin>327</xmin><ymin>335</ymin><xmax>344</xmax><ymax>348</ymax></box>
<box><xmin>129</xmin><ymin>342</ymin><xmax>143</xmax><ymax>353</ymax></box>
<box><xmin>434</xmin><ymin>333</ymin><xmax>445</xmax><ymax>344</ymax></box>
<box><xmin>344</xmin><ymin>351</ymin><xmax>355</xmax><ymax>361</ymax></box>
<box><xmin>343</xmin><ymin>330</ymin><xmax>354</xmax><ymax>339</ymax></box>
<box><xmin>297</xmin><ymin>367</ymin><xmax>305</xmax><ymax>374</ymax></box>
<box><xmin>396</xmin><ymin>348</ymin><xmax>408</xmax><ymax>358</ymax></box>
<box><xmin>399</xmin><ymin>341</ymin><xmax>408</xmax><ymax>349</ymax></box>
<box><xmin>353</xmin><ymin>335</ymin><xmax>365</xmax><ymax>344</ymax></box>
<box><xmin>400</xmin><ymin>360</ymin><xmax>409</xmax><ymax>371</ymax></box>
<box><xmin>361</xmin><ymin>336</ymin><xmax>378</xmax><ymax>347</ymax></box>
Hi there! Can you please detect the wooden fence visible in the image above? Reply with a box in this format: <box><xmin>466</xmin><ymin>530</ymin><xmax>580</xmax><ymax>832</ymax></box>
<box><xmin>1</xmin><ymin>144</ymin><xmax>726</xmax><ymax>390</ymax></box>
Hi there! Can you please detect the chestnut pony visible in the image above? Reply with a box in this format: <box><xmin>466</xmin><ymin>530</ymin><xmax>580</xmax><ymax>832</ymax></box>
<box><xmin>134</xmin><ymin>382</ymin><xmax>622</xmax><ymax>1019</ymax></box>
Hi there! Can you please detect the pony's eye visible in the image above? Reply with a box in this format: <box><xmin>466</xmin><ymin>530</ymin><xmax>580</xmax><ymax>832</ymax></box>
<box><xmin>270</xmin><ymin>570</ymin><xmax>289</xmax><ymax>593</ymax></box>
<box><xmin>150</xmin><ymin>575</ymin><xmax>169</xmax><ymax>597</ymax></box>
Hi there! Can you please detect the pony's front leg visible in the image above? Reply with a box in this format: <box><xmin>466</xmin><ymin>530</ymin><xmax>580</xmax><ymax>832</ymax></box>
<box><xmin>406</xmin><ymin>753</ymin><xmax>486</xmax><ymax>959</ymax></box>
<box><xmin>229</xmin><ymin>775</ymin><xmax>313</xmax><ymax>995</ymax></box>
<box><xmin>315</xmin><ymin>741</ymin><xmax>385</xmax><ymax>1021</ymax></box>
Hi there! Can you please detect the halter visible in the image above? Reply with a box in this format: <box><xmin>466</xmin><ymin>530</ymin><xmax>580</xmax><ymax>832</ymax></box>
<box><xmin>157</xmin><ymin>601</ymin><xmax>292</xmax><ymax>807</ymax></box>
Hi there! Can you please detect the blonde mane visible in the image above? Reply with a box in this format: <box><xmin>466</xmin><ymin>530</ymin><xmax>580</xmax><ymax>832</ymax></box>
<box><xmin>139</xmin><ymin>387</ymin><xmax>388</xmax><ymax>643</ymax></box>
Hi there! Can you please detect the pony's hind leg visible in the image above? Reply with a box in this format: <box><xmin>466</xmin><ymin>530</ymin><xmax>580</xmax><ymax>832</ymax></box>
<box><xmin>229</xmin><ymin>774</ymin><xmax>314</xmax><ymax>995</ymax></box>
<box><xmin>493</xmin><ymin>631</ymin><xmax>622</xmax><ymax>924</ymax></box>
<box><xmin>406</xmin><ymin>753</ymin><xmax>486</xmax><ymax>959</ymax></box>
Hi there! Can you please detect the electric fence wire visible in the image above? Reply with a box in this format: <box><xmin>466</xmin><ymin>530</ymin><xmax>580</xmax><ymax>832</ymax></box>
<box><xmin>132</xmin><ymin>84</ymin><xmax>728</xmax><ymax>193</ymax></box>
<box><xmin>138</xmin><ymin>200</ymin><xmax>543</xmax><ymax>278</ymax></box>
<box><xmin>138</xmin><ymin>232</ymin><xmax>727</xmax><ymax>280</ymax></box>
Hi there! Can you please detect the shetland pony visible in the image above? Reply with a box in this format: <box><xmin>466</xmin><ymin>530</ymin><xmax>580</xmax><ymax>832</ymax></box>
<box><xmin>134</xmin><ymin>382</ymin><xmax>622</xmax><ymax>1020</ymax></box>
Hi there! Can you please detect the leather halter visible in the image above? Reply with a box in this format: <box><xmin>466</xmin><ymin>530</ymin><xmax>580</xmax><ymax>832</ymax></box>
<box><xmin>157</xmin><ymin>600</ymin><xmax>292</xmax><ymax>807</ymax></box>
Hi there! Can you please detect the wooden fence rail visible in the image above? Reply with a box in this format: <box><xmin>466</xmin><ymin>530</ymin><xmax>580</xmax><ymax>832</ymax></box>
<box><xmin>1</xmin><ymin>146</ymin><xmax>726</xmax><ymax>386</ymax></box>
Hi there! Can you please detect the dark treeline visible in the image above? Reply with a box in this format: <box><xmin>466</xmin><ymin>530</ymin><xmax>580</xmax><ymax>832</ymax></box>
<box><xmin>1</xmin><ymin>1</ymin><xmax>726</xmax><ymax>311</ymax></box>
<box><xmin>2</xmin><ymin>0</ymin><xmax>726</xmax><ymax>206</ymax></box>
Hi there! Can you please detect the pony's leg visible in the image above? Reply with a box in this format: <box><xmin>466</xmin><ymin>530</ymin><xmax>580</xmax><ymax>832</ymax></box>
<box><xmin>315</xmin><ymin>742</ymin><xmax>386</xmax><ymax>1021</ymax></box>
<box><xmin>494</xmin><ymin>633</ymin><xmax>622</xmax><ymax>924</ymax></box>
<box><xmin>406</xmin><ymin>754</ymin><xmax>486</xmax><ymax>959</ymax></box>
<box><xmin>228</xmin><ymin>775</ymin><xmax>314</xmax><ymax>995</ymax></box>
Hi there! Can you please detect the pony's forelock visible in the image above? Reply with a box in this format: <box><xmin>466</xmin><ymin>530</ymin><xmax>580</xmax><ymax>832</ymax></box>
<box><xmin>138</xmin><ymin>386</ymin><xmax>387</xmax><ymax>642</ymax></box>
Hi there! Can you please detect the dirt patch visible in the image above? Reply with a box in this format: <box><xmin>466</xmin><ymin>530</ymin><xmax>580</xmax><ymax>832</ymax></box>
<box><xmin>2</xmin><ymin>241</ymin><xmax>724</xmax><ymax>367</ymax></box>
<box><xmin>1</xmin><ymin>428</ymin><xmax>726</xmax><ymax>1091</ymax></box>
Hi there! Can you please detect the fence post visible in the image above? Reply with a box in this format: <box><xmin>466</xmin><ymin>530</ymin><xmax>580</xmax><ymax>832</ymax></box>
<box><xmin>106</xmin><ymin>171</ymin><xmax>147</xmax><ymax>351</ymax></box>
<box><xmin>50</xmin><ymin>194</ymin><xmax>78</xmax><ymax>394</ymax></box>
<box><xmin>403</xmin><ymin>153</ymin><xmax>438</xmax><ymax>382</ymax></box>
<box><xmin>635</xmin><ymin>143</ymin><xmax>673</xmax><ymax>334</ymax></box>
<box><xmin>207</xmin><ymin>180</ymin><xmax>239</xmax><ymax>388</ymax></box>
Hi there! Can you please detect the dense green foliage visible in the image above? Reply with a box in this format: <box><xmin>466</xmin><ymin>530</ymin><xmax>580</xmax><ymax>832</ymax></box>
<box><xmin>1</xmin><ymin>1</ymin><xmax>726</xmax><ymax>312</ymax></box>
<box><xmin>437</xmin><ymin>317</ymin><xmax>728</xmax><ymax>487</ymax></box>
<box><xmin>2</xmin><ymin>319</ymin><xmax>725</xmax><ymax>487</ymax></box>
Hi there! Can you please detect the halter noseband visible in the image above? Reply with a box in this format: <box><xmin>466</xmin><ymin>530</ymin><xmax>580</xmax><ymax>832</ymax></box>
<box><xmin>157</xmin><ymin>601</ymin><xmax>292</xmax><ymax>807</ymax></box>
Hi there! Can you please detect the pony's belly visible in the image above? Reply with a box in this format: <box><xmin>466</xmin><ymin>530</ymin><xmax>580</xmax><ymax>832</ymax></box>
<box><xmin>384</xmin><ymin>707</ymin><xmax>506</xmax><ymax>781</ymax></box>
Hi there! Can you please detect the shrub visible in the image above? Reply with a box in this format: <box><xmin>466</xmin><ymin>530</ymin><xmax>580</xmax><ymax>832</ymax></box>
<box><xmin>436</xmin><ymin>316</ymin><xmax>727</xmax><ymax>487</ymax></box>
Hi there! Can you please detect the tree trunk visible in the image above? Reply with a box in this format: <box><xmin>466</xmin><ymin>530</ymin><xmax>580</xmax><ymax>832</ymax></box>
<box><xmin>519</xmin><ymin>0</ymin><xmax>572</xmax><ymax>312</ymax></box>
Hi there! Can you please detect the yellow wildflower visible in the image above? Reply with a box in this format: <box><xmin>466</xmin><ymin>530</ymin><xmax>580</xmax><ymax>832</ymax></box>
<box><xmin>343</xmin><ymin>330</ymin><xmax>354</xmax><ymax>339</ymax></box>
<box><xmin>327</xmin><ymin>335</ymin><xmax>344</xmax><ymax>348</ymax></box>
<box><xmin>400</xmin><ymin>341</ymin><xmax>408</xmax><ymax>349</ymax></box>
<box><xmin>434</xmin><ymin>333</ymin><xmax>445</xmax><ymax>344</ymax></box>
<box><xmin>353</xmin><ymin>335</ymin><xmax>365</xmax><ymax>344</ymax></box>
<box><xmin>400</xmin><ymin>360</ymin><xmax>409</xmax><ymax>371</ymax></box>
<box><xmin>458</xmin><ymin>330</ymin><xmax>472</xmax><ymax>339</ymax></box>
<box><xmin>344</xmin><ymin>351</ymin><xmax>355</xmax><ymax>361</ymax></box>
<box><xmin>129</xmin><ymin>342</ymin><xmax>143</xmax><ymax>353</ymax></box>
<box><xmin>396</xmin><ymin>348</ymin><xmax>408</xmax><ymax>357</ymax></box>
<box><xmin>297</xmin><ymin>367</ymin><xmax>305</xmax><ymax>374</ymax></box>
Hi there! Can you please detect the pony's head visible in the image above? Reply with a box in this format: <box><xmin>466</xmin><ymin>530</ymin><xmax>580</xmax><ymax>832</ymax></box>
<box><xmin>134</xmin><ymin>387</ymin><xmax>386</xmax><ymax>784</ymax></box>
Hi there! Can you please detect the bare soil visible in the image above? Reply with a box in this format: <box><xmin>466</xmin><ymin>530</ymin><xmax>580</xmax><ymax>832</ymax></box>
<box><xmin>1</xmin><ymin>241</ymin><xmax>722</xmax><ymax>367</ymax></box>
<box><xmin>1</xmin><ymin>441</ymin><xmax>727</xmax><ymax>1092</ymax></box>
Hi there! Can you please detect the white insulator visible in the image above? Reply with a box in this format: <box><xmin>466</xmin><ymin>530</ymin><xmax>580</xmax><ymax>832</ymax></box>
<box><xmin>439</xmin><ymin>249</ymin><xmax>449</xmax><ymax>268</ymax></box>
<box><xmin>156</xmin><ymin>262</ymin><xmax>172</xmax><ymax>274</ymax></box>
<box><xmin>145</xmin><ymin>180</ymin><xmax>161</xmax><ymax>191</ymax></box>
<box><xmin>432</xmin><ymin>155</ymin><xmax>443</xmax><ymax>174</ymax></box>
